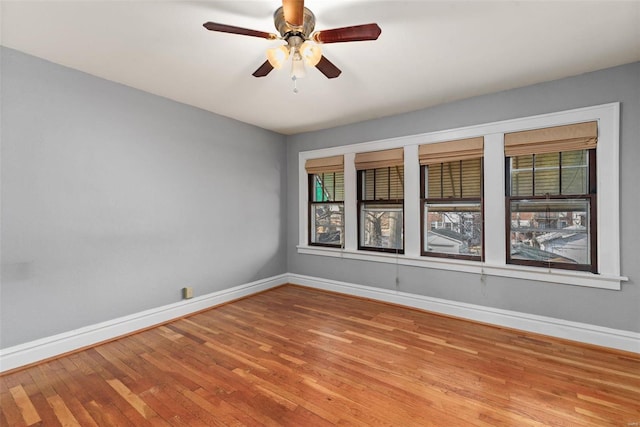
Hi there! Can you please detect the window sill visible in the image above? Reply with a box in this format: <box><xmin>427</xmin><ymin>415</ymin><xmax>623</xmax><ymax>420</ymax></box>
<box><xmin>296</xmin><ymin>245</ymin><xmax>627</xmax><ymax>290</ymax></box>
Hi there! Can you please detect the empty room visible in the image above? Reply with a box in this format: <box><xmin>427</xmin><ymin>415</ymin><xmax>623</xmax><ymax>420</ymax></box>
<box><xmin>1</xmin><ymin>0</ymin><xmax>639</xmax><ymax>425</ymax></box>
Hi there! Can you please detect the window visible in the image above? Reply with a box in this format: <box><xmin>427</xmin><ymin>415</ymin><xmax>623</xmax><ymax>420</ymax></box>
<box><xmin>505</xmin><ymin>122</ymin><xmax>597</xmax><ymax>272</ymax></box>
<box><xmin>356</xmin><ymin>149</ymin><xmax>404</xmax><ymax>253</ymax></box>
<box><xmin>306</xmin><ymin>156</ymin><xmax>344</xmax><ymax>247</ymax></box>
<box><xmin>420</xmin><ymin>137</ymin><xmax>484</xmax><ymax>260</ymax></box>
<box><xmin>299</xmin><ymin>103</ymin><xmax>622</xmax><ymax>290</ymax></box>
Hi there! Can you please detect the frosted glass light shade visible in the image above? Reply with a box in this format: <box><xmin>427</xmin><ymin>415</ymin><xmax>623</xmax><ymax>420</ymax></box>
<box><xmin>300</xmin><ymin>42</ymin><xmax>322</xmax><ymax>66</ymax></box>
<box><xmin>266</xmin><ymin>45</ymin><xmax>290</xmax><ymax>69</ymax></box>
<box><xmin>291</xmin><ymin>57</ymin><xmax>306</xmax><ymax>78</ymax></box>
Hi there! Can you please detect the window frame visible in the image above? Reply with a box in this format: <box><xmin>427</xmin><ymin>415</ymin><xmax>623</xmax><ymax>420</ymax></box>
<box><xmin>357</xmin><ymin>166</ymin><xmax>405</xmax><ymax>254</ymax></box>
<box><xmin>308</xmin><ymin>172</ymin><xmax>345</xmax><ymax>248</ymax></box>
<box><xmin>297</xmin><ymin>103</ymin><xmax>625</xmax><ymax>290</ymax></box>
<box><xmin>420</xmin><ymin>159</ymin><xmax>484</xmax><ymax>261</ymax></box>
<box><xmin>505</xmin><ymin>149</ymin><xmax>597</xmax><ymax>272</ymax></box>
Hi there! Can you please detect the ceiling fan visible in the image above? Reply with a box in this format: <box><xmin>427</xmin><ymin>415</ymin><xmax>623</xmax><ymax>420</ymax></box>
<box><xmin>203</xmin><ymin>0</ymin><xmax>381</xmax><ymax>83</ymax></box>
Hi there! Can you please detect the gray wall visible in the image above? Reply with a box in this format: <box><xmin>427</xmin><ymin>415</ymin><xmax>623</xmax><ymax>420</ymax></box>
<box><xmin>2</xmin><ymin>46</ymin><xmax>638</xmax><ymax>351</ymax></box>
<box><xmin>287</xmin><ymin>62</ymin><xmax>640</xmax><ymax>333</ymax></box>
<box><xmin>1</xmin><ymin>47</ymin><xmax>287</xmax><ymax>348</ymax></box>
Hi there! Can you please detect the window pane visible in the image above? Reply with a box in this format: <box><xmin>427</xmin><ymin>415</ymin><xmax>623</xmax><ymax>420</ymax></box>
<box><xmin>510</xmin><ymin>151</ymin><xmax>589</xmax><ymax>197</ymax></box>
<box><xmin>361</xmin><ymin>167</ymin><xmax>404</xmax><ymax>201</ymax></box>
<box><xmin>534</xmin><ymin>152</ymin><xmax>559</xmax><ymax>196</ymax></box>
<box><xmin>426</xmin><ymin>159</ymin><xmax>481</xmax><ymax>198</ymax></box>
<box><xmin>334</xmin><ymin>172</ymin><xmax>345</xmax><ymax>201</ymax></box>
<box><xmin>360</xmin><ymin>203</ymin><xmax>403</xmax><ymax>250</ymax></box>
<box><xmin>510</xmin><ymin>199</ymin><xmax>590</xmax><ymax>266</ymax></box>
<box><xmin>363</xmin><ymin>169</ymin><xmax>375</xmax><ymax>200</ymax></box>
<box><xmin>561</xmin><ymin>150</ymin><xmax>588</xmax><ymax>194</ymax></box>
<box><xmin>427</xmin><ymin>163</ymin><xmax>442</xmax><ymax>198</ymax></box>
<box><xmin>460</xmin><ymin>158</ymin><xmax>482</xmax><ymax>197</ymax></box>
<box><xmin>310</xmin><ymin>203</ymin><xmax>343</xmax><ymax>245</ymax></box>
<box><xmin>324</xmin><ymin>173</ymin><xmax>335</xmax><ymax>200</ymax></box>
<box><xmin>510</xmin><ymin>155</ymin><xmax>533</xmax><ymax>196</ymax></box>
<box><xmin>389</xmin><ymin>166</ymin><xmax>404</xmax><ymax>199</ymax></box>
<box><xmin>376</xmin><ymin>168</ymin><xmax>390</xmax><ymax>200</ymax></box>
<box><xmin>312</xmin><ymin>172</ymin><xmax>344</xmax><ymax>202</ymax></box>
<box><xmin>441</xmin><ymin>162</ymin><xmax>461</xmax><ymax>198</ymax></box>
<box><xmin>424</xmin><ymin>203</ymin><xmax>482</xmax><ymax>257</ymax></box>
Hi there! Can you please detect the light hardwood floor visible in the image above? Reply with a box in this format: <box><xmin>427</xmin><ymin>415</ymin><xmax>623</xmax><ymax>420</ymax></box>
<box><xmin>1</xmin><ymin>284</ymin><xmax>639</xmax><ymax>426</ymax></box>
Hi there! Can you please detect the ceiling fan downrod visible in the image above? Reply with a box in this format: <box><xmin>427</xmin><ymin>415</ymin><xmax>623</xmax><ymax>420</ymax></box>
<box><xmin>273</xmin><ymin>6</ymin><xmax>316</xmax><ymax>39</ymax></box>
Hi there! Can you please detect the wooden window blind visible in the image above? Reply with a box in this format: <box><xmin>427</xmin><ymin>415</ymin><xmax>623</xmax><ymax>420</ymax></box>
<box><xmin>305</xmin><ymin>155</ymin><xmax>344</xmax><ymax>174</ymax></box>
<box><xmin>355</xmin><ymin>148</ymin><xmax>404</xmax><ymax>170</ymax></box>
<box><xmin>504</xmin><ymin>121</ymin><xmax>597</xmax><ymax>157</ymax></box>
<box><xmin>419</xmin><ymin>137</ymin><xmax>484</xmax><ymax>165</ymax></box>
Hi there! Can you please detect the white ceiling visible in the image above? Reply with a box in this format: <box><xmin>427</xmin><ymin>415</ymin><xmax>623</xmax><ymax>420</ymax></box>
<box><xmin>2</xmin><ymin>1</ymin><xmax>639</xmax><ymax>135</ymax></box>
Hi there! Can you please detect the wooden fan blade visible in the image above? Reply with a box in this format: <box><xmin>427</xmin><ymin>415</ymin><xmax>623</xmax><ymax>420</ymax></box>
<box><xmin>282</xmin><ymin>0</ymin><xmax>304</xmax><ymax>27</ymax></box>
<box><xmin>315</xmin><ymin>56</ymin><xmax>341</xmax><ymax>79</ymax></box>
<box><xmin>313</xmin><ymin>23</ymin><xmax>381</xmax><ymax>44</ymax></box>
<box><xmin>252</xmin><ymin>60</ymin><xmax>274</xmax><ymax>77</ymax></box>
<box><xmin>203</xmin><ymin>22</ymin><xmax>277</xmax><ymax>40</ymax></box>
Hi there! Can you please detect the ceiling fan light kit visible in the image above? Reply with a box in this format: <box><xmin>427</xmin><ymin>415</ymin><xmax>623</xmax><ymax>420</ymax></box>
<box><xmin>203</xmin><ymin>0</ymin><xmax>381</xmax><ymax>92</ymax></box>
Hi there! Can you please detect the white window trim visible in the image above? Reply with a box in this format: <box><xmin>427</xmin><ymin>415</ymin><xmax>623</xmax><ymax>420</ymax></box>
<box><xmin>298</xmin><ymin>103</ymin><xmax>627</xmax><ymax>290</ymax></box>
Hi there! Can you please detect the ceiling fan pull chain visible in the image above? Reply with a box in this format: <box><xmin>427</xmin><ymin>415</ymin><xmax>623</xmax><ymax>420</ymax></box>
<box><xmin>292</xmin><ymin>76</ymin><xmax>299</xmax><ymax>94</ymax></box>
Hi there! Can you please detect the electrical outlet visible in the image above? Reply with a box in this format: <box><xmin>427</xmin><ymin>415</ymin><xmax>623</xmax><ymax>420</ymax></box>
<box><xmin>182</xmin><ymin>287</ymin><xmax>193</xmax><ymax>299</ymax></box>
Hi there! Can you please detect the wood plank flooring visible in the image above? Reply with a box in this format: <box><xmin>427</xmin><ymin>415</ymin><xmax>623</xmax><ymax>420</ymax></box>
<box><xmin>1</xmin><ymin>284</ymin><xmax>639</xmax><ymax>426</ymax></box>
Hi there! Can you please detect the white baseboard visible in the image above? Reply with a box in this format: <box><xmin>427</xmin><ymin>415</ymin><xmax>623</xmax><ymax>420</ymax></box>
<box><xmin>287</xmin><ymin>273</ymin><xmax>640</xmax><ymax>354</ymax></box>
<box><xmin>0</xmin><ymin>274</ymin><xmax>288</xmax><ymax>373</ymax></box>
<box><xmin>2</xmin><ymin>272</ymin><xmax>637</xmax><ymax>373</ymax></box>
